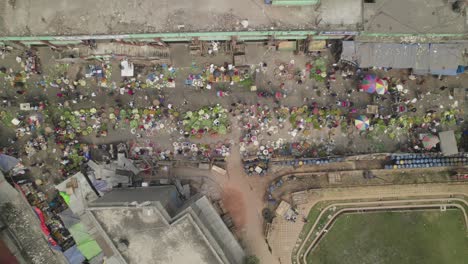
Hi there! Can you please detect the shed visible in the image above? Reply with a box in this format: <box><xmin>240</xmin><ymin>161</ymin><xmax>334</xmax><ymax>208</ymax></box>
<box><xmin>438</xmin><ymin>130</ymin><xmax>458</xmax><ymax>156</ymax></box>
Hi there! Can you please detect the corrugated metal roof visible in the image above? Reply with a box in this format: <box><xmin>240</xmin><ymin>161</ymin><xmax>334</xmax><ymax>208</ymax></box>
<box><xmin>342</xmin><ymin>42</ymin><xmax>466</xmax><ymax>75</ymax></box>
<box><xmin>357</xmin><ymin>43</ymin><xmax>429</xmax><ymax>69</ymax></box>
<box><xmin>89</xmin><ymin>186</ymin><xmax>183</xmax><ymax>214</ymax></box>
<box><xmin>429</xmin><ymin>44</ymin><xmax>464</xmax><ymax>71</ymax></box>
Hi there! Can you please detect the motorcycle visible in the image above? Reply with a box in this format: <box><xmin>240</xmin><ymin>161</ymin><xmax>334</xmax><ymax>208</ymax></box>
<box><xmin>336</xmin><ymin>100</ymin><xmax>353</xmax><ymax>107</ymax></box>
<box><xmin>394</xmin><ymin>105</ymin><xmax>407</xmax><ymax>113</ymax></box>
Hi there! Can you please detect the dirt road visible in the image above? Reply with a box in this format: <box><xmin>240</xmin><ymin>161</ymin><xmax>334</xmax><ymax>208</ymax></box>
<box><xmin>223</xmin><ymin>124</ymin><xmax>279</xmax><ymax>263</ymax></box>
<box><xmin>172</xmin><ymin>123</ymin><xmax>278</xmax><ymax>263</ymax></box>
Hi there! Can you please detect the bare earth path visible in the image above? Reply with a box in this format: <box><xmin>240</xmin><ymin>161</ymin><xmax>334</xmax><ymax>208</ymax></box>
<box><xmin>223</xmin><ymin>124</ymin><xmax>280</xmax><ymax>264</ymax></box>
<box><xmin>173</xmin><ymin>122</ymin><xmax>279</xmax><ymax>263</ymax></box>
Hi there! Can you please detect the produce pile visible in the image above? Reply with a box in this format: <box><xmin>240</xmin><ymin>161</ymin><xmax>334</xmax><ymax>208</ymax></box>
<box><xmin>182</xmin><ymin>105</ymin><xmax>230</xmax><ymax>137</ymax></box>
<box><xmin>307</xmin><ymin>58</ymin><xmax>327</xmax><ymax>82</ymax></box>
<box><xmin>288</xmin><ymin>105</ymin><xmax>342</xmax><ymax>130</ymax></box>
<box><xmin>56</xmin><ymin>106</ymin><xmax>177</xmax><ymax>139</ymax></box>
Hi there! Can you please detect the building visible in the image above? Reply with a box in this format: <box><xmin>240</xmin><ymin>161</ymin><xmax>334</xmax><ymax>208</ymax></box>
<box><xmin>55</xmin><ymin>163</ymin><xmax>245</xmax><ymax>264</ymax></box>
<box><xmin>85</xmin><ymin>188</ymin><xmax>245</xmax><ymax>264</ymax></box>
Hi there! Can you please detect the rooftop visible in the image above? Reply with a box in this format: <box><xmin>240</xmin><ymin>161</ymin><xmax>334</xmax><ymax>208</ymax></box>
<box><xmin>341</xmin><ymin>41</ymin><xmax>468</xmax><ymax>75</ymax></box>
<box><xmin>0</xmin><ymin>0</ymin><xmax>363</xmax><ymax>37</ymax></box>
<box><xmin>363</xmin><ymin>0</ymin><xmax>466</xmax><ymax>34</ymax></box>
<box><xmin>90</xmin><ymin>206</ymin><xmax>223</xmax><ymax>264</ymax></box>
<box><xmin>89</xmin><ymin>186</ymin><xmax>183</xmax><ymax>215</ymax></box>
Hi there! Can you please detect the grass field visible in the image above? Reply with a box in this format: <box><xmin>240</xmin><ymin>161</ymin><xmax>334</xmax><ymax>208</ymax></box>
<box><xmin>307</xmin><ymin>210</ymin><xmax>468</xmax><ymax>264</ymax></box>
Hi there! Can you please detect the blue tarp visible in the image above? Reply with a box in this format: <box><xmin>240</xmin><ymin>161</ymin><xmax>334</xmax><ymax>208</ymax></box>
<box><xmin>58</xmin><ymin>209</ymin><xmax>81</xmax><ymax>229</ymax></box>
<box><xmin>63</xmin><ymin>245</ymin><xmax>85</xmax><ymax>264</ymax></box>
<box><xmin>430</xmin><ymin>68</ymin><xmax>459</xmax><ymax>76</ymax></box>
<box><xmin>0</xmin><ymin>154</ymin><xmax>19</xmax><ymax>172</ymax></box>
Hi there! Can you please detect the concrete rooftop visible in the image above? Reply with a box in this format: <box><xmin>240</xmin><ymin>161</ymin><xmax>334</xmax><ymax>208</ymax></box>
<box><xmin>363</xmin><ymin>0</ymin><xmax>466</xmax><ymax>34</ymax></box>
<box><xmin>89</xmin><ymin>186</ymin><xmax>183</xmax><ymax>215</ymax></box>
<box><xmin>91</xmin><ymin>206</ymin><xmax>223</xmax><ymax>264</ymax></box>
<box><xmin>0</xmin><ymin>0</ymin><xmax>362</xmax><ymax>37</ymax></box>
<box><xmin>1</xmin><ymin>0</ymin><xmax>466</xmax><ymax>39</ymax></box>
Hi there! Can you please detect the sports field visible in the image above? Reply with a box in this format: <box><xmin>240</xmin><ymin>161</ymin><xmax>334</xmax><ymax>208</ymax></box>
<box><xmin>307</xmin><ymin>210</ymin><xmax>468</xmax><ymax>264</ymax></box>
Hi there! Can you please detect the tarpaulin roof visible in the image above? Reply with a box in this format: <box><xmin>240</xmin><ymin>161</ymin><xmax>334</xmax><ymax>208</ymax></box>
<box><xmin>341</xmin><ymin>41</ymin><xmax>357</xmax><ymax>63</ymax></box>
<box><xmin>58</xmin><ymin>208</ymin><xmax>81</xmax><ymax>229</ymax></box>
<box><xmin>341</xmin><ymin>41</ymin><xmax>467</xmax><ymax>75</ymax></box>
<box><xmin>438</xmin><ymin>130</ymin><xmax>458</xmax><ymax>156</ymax></box>
<box><xmin>68</xmin><ymin>223</ymin><xmax>102</xmax><ymax>260</ymax></box>
<box><xmin>0</xmin><ymin>154</ymin><xmax>19</xmax><ymax>172</ymax></box>
<box><xmin>63</xmin><ymin>245</ymin><xmax>85</xmax><ymax>264</ymax></box>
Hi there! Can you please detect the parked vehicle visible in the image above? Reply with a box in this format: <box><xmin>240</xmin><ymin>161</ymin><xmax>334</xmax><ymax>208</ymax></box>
<box><xmin>336</xmin><ymin>100</ymin><xmax>353</xmax><ymax>107</ymax></box>
<box><xmin>394</xmin><ymin>105</ymin><xmax>407</xmax><ymax>113</ymax></box>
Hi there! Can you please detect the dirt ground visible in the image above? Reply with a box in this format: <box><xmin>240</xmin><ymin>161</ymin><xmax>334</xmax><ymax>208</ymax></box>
<box><xmin>222</xmin><ymin>187</ymin><xmax>247</xmax><ymax>228</ymax></box>
<box><xmin>0</xmin><ymin>42</ymin><xmax>466</xmax><ymax>263</ymax></box>
<box><xmin>1</xmin><ymin>44</ymin><xmax>465</xmax><ymax>153</ymax></box>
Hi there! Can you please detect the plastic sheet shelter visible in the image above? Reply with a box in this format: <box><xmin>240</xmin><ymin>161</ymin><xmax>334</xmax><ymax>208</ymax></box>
<box><xmin>438</xmin><ymin>130</ymin><xmax>458</xmax><ymax>156</ymax></box>
<box><xmin>68</xmin><ymin>223</ymin><xmax>102</xmax><ymax>260</ymax></box>
<box><xmin>64</xmin><ymin>245</ymin><xmax>86</xmax><ymax>264</ymax></box>
<box><xmin>0</xmin><ymin>154</ymin><xmax>19</xmax><ymax>172</ymax></box>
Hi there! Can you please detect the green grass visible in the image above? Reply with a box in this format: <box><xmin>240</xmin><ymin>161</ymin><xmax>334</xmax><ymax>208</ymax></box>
<box><xmin>307</xmin><ymin>210</ymin><xmax>468</xmax><ymax>264</ymax></box>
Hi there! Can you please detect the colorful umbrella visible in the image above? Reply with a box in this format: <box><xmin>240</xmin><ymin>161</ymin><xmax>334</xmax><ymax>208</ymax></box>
<box><xmin>375</xmin><ymin>79</ymin><xmax>388</xmax><ymax>95</ymax></box>
<box><xmin>361</xmin><ymin>74</ymin><xmax>378</xmax><ymax>93</ymax></box>
<box><xmin>422</xmin><ymin>134</ymin><xmax>439</xmax><ymax>149</ymax></box>
<box><xmin>355</xmin><ymin>115</ymin><xmax>370</xmax><ymax>131</ymax></box>
<box><xmin>361</xmin><ymin>75</ymin><xmax>388</xmax><ymax>94</ymax></box>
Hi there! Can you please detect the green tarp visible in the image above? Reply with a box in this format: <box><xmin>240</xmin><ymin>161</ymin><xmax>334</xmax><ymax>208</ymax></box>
<box><xmin>68</xmin><ymin>223</ymin><xmax>102</xmax><ymax>260</ymax></box>
<box><xmin>59</xmin><ymin>191</ymin><xmax>71</xmax><ymax>206</ymax></box>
